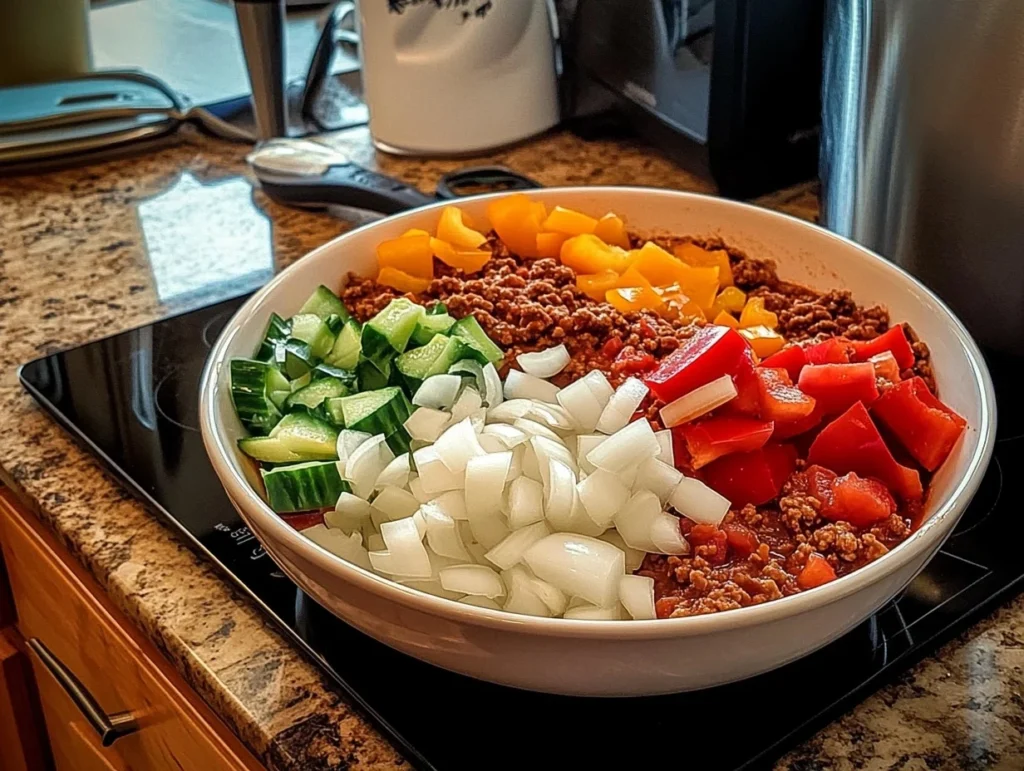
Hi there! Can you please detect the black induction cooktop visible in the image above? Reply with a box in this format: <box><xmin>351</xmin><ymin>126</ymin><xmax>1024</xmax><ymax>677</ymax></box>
<box><xmin>19</xmin><ymin>295</ymin><xmax>1019</xmax><ymax>771</ymax></box>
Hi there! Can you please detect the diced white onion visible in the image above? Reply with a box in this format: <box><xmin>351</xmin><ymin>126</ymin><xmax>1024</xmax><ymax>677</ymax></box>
<box><xmin>507</xmin><ymin>476</ymin><xmax>545</xmax><ymax>529</ymax></box>
<box><xmin>335</xmin><ymin>429</ymin><xmax>373</xmax><ymax>476</ymax></box>
<box><xmin>486</xmin><ymin>398</ymin><xmax>533</xmax><ymax>423</ymax></box>
<box><xmin>482</xmin><ymin>362</ymin><xmax>504</xmax><ymax>407</ymax></box>
<box><xmin>531</xmin><ymin>436</ymin><xmax>577</xmax><ymax>488</ymax></box>
<box><xmin>404</xmin><ymin>408</ymin><xmax>450</xmax><ymax>442</ymax></box>
<box><xmin>412</xmin><ymin>446</ymin><xmax>464</xmax><ymax>494</ymax></box>
<box><xmin>439</xmin><ymin>564</ymin><xmax>506</xmax><ymax>598</ymax></box>
<box><xmin>302</xmin><ymin>525</ymin><xmax>372</xmax><ymax>571</ymax></box>
<box><xmin>421</xmin><ymin>499</ymin><xmax>472</xmax><ymax>560</ymax></box>
<box><xmin>370</xmin><ymin>486</ymin><xmax>420</xmax><ymax>522</ymax></box>
<box><xmin>633</xmin><ymin>457</ymin><xmax>683</xmax><ymax>505</ymax></box>
<box><xmin>520</xmin><ymin>442</ymin><xmax>541</xmax><ymax>481</ymax></box>
<box><xmin>484</xmin><ymin>521</ymin><xmax>550</xmax><ymax>570</ymax></box>
<box><xmin>614</xmin><ymin>490</ymin><xmax>666</xmax><ymax>551</ymax></box>
<box><xmin>397</xmin><ymin>578</ymin><xmax>462</xmax><ymax>600</ymax></box>
<box><xmin>467</xmin><ymin>510</ymin><xmax>510</xmax><ymax>551</ymax></box>
<box><xmin>366</xmin><ymin>533</ymin><xmax>386</xmax><ymax>552</ymax></box>
<box><xmin>650</xmin><ymin>512</ymin><xmax>689</xmax><ymax>555</ymax></box>
<box><xmin>481</xmin><ymin>423</ymin><xmax>529</xmax><ymax>448</ymax></box>
<box><xmin>544</xmin><ymin>458</ymin><xmax>578</xmax><ymax>532</ymax></box>
<box><xmin>595</xmin><ymin>377</ymin><xmax>649</xmax><ymax>434</ymax></box>
<box><xmin>378</xmin><ymin>517</ymin><xmax>432</xmax><ymax>577</ymax></box>
<box><xmin>327</xmin><ymin>492</ymin><xmax>372</xmax><ymax>531</ymax></box>
<box><xmin>433</xmin><ymin>417</ymin><xmax>486</xmax><ymax>473</ymax></box>
<box><xmin>556</xmin><ymin>377</ymin><xmax>604</xmax><ymax>432</ymax></box>
<box><xmin>517</xmin><ymin>344</ymin><xmax>570</xmax><ymax>378</ymax></box>
<box><xmin>563</xmin><ymin>604</ymin><xmax>623</xmax><ymax>620</ymax></box>
<box><xmin>587</xmin><ymin>417</ymin><xmax>660</xmax><ymax>474</ymax></box>
<box><xmin>427</xmin><ymin>490</ymin><xmax>468</xmax><ymax>520</ymax></box>
<box><xmin>464</xmin><ymin>451</ymin><xmax>512</xmax><ymax>519</ymax></box>
<box><xmin>565</xmin><ymin>493</ymin><xmax>607</xmax><ymax>537</ymax></box>
<box><xmin>577</xmin><ymin>468</ymin><xmax>630</xmax><ymax>528</ymax></box>
<box><xmin>654</xmin><ymin>429</ymin><xmax>674</xmax><ymax>465</ymax></box>
<box><xmin>504</xmin><ymin>369</ymin><xmax>561</xmax><ymax>404</ymax></box>
<box><xmin>478</xmin><ymin>434</ymin><xmax>506</xmax><ymax>454</ymax></box>
<box><xmin>518</xmin><ymin>573</ymin><xmax>568</xmax><ymax>616</ymax></box>
<box><xmin>374</xmin><ymin>453</ymin><xmax>411</xmax><ymax>490</ymax></box>
<box><xmin>525</xmin><ymin>402</ymin><xmax>576</xmax><ymax>431</ymax></box>
<box><xmin>670</xmin><ymin>476</ymin><xmax>731</xmax><ymax>526</ymax></box>
<box><xmin>408</xmin><ymin>476</ymin><xmax>431</xmax><ymax>503</ymax></box>
<box><xmin>513</xmin><ymin>417</ymin><xmax>565</xmax><ymax>445</ymax></box>
<box><xmin>582</xmin><ymin>370</ymin><xmax>614</xmax><ymax>409</ymax></box>
<box><xmin>522</xmin><ymin>533</ymin><xmax>625</xmax><ymax>608</ymax></box>
<box><xmin>413</xmin><ymin>374</ymin><xmax>462</xmax><ymax>409</ymax></box>
<box><xmin>576</xmin><ymin>434</ymin><xmax>607</xmax><ymax>475</ymax></box>
<box><xmin>344</xmin><ymin>435</ymin><xmax>394</xmax><ymax>499</ymax></box>
<box><xmin>598</xmin><ymin>530</ymin><xmax>645</xmax><ymax>572</ymax></box>
<box><xmin>659</xmin><ymin>374</ymin><xmax>737</xmax><ymax>428</ymax></box>
<box><xmin>504</xmin><ymin>582</ymin><xmax>553</xmax><ymax>617</ymax></box>
<box><xmin>449</xmin><ymin>387</ymin><xmax>483</xmax><ymax>425</ymax></box>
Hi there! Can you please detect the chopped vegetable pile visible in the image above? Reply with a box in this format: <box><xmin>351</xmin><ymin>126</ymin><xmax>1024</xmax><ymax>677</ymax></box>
<box><xmin>228</xmin><ymin>197</ymin><xmax>968</xmax><ymax>621</ymax></box>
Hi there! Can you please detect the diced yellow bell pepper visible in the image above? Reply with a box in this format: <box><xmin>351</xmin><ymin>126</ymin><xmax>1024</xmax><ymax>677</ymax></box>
<box><xmin>561</xmin><ymin>234</ymin><xmax>629</xmax><ymax>274</ymax></box>
<box><xmin>616</xmin><ymin>265</ymin><xmax>654</xmax><ymax>290</ymax></box>
<box><xmin>576</xmin><ymin>269</ymin><xmax>620</xmax><ymax>301</ymax></box>
<box><xmin>713</xmin><ymin>310</ymin><xmax>740</xmax><ymax>329</ymax></box>
<box><xmin>542</xmin><ymin>206</ymin><xmax>598</xmax><ymax>236</ymax></box>
<box><xmin>738</xmin><ymin>325</ymin><xmax>786</xmax><ymax>357</ymax></box>
<box><xmin>401</xmin><ymin>228</ymin><xmax>430</xmax><ymax>238</ymax></box>
<box><xmin>713</xmin><ymin>286</ymin><xmax>747</xmax><ymax>314</ymax></box>
<box><xmin>674</xmin><ymin>242</ymin><xmax>734</xmax><ymax>287</ymax></box>
<box><xmin>378</xmin><ymin>266</ymin><xmax>431</xmax><ymax>294</ymax></box>
<box><xmin>487</xmin><ymin>194</ymin><xmax>543</xmax><ymax>258</ymax></box>
<box><xmin>377</xmin><ymin>234</ymin><xmax>434</xmax><ymax>279</ymax></box>
<box><xmin>536</xmin><ymin>231</ymin><xmax>570</xmax><ymax>259</ymax></box>
<box><xmin>593</xmin><ymin>212</ymin><xmax>631</xmax><ymax>249</ymax></box>
<box><xmin>739</xmin><ymin>296</ymin><xmax>779</xmax><ymax>329</ymax></box>
<box><xmin>631</xmin><ymin>242</ymin><xmax>686</xmax><ymax>286</ymax></box>
<box><xmin>430</xmin><ymin>238</ymin><xmax>491</xmax><ymax>274</ymax></box>
<box><xmin>606</xmin><ymin>286</ymin><xmax>663</xmax><ymax>314</ymax></box>
<box><xmin>436</xmin><ymin>206</ymin><xmax>487</xmax><ymax>249</ymax></box>
<box><xmin>675</xmin><ymin>263</ymin><xmax>720</xmax><ymax>313</ymax></box>
<box><xmin>657</xmin><ymin>288</ymin><xmax>706</xmax><ymax>322</ymax></box>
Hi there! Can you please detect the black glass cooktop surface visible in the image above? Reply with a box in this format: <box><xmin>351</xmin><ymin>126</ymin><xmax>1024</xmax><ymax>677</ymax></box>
<box><xmin>19</xmin><ymin>296</ymin><xmax>1019</xmax><ymax>770</ymax></box>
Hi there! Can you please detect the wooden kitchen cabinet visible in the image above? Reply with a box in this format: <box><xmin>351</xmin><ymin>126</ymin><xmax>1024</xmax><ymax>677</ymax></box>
<box><xmin>0</xmin><ymin>627</ymin><xmax>50</xmax><ymax>771</ymax></box>
<box><xmin>0</xmin><ymin>490</ymin><xmax>264</xmax><ymax>771</ymax></box>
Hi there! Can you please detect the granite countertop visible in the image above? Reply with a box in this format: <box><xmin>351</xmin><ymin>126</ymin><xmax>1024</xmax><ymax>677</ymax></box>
<box><xmin>0</xmin><ymin>127</ymin><xmax>1021</xmax><ymax>770</ymax></box>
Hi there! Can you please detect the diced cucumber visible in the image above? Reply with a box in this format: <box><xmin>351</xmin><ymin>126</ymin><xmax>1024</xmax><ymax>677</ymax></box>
<box><xmin>239</xmin><ymin>436</ymin><xmax>309</xmax><ymax>463</ymax></box>
<box><xmin>298</xmin><ymin>285</ymin><xmax>350</xmax><ymax>323</ymax></box>
<box><xmin>425</xmin><ymin>336</ymin><xmax>473</xmax><ymax>377</ymax></box>
<box><xmin>284</xmin><ymin>377</ymin><xmax>351</xmax><ymax>411</ymax></box>
<box><xmin>361</xmin><ymin>298</ymin><xmax>425</xmax><ymax>369</ymax></box>
<box><xmin>325</xmin><ymin>313</ymin><xmax>345</xmax><ymax>336</ymax></box>
<box><xmin>312</xmin><ymin>362</ymin><xmax>357</xmax><ymax>384</ymax></box>
<box><xmin>268</xmin><ymin>412</ymin><xmax>339</xmax><ymax>458</ymax></box>
<box><xmin>230</xmin><ymin>358</ymin><xmax>286</xmax><ymax>435</ymax></box>
<box><xmin>290</xmin><ymin>313</ymin><xmax>336</xmax><ymax>359</ymax></box>
<box><xmin>357</xmin><ymin>357</ymin><xmax>390</xmax><ymax>391</ymax></box>
<box><xmin>427</xmin><ymin>301</ymin><xmax>448</xmax><ymax>316</ymax></box>
<box><xmin>338</xmin><ymin>387</ymin><xmax>412</xmax><ymax>437</ymax></box>
<box><xmin>323</xmin><ymin>397</ymin><xmax>346</xmax><ymax>427</ymax></box>
<box><xmin>385</xmin><ymin>427</ymin><xmax>412</xmax><ymax>455</ymax></box>
<box><xmin>451</xmin><ymin>315</ymin><xmax>504</xmax><ymax>365</ymax></box>
<box><xmin>275</xmin><ymin>339</ymin><xmax>316</xmax><ymax>379</ymax></box>
<box><xmin>261</xmin><ymin>461</ymin><xmax>350</xmax><ymax>513</ymax></box>
<box><xmin>411</xmin><ymin>312</ymin><xmax>455</xmax><ymax>346</ymax></box>
<box><xmin>324</xmin><ymin>319</ymin><xmax>362</xmax><ymax>370</ymax></box>
<box><xmin>256</xmin><ymin>313</ymin><xmax>291</xmax><ymax>362</ymax></box>
<box><xmin>289</xmin><ymin>372</ymin><xmax>312</xmax><ymax>392</ymax></box>
<box><xmin>395</xmin><ymin>333</ymin><xmax>451</xmax><ymax>393</ymax></box>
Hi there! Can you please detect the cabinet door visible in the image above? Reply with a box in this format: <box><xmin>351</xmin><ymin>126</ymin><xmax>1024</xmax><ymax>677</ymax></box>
<box><xmin>0</xmin><ymin>629</ymin><xmax>50</xmax><ymax>771</ymax></box>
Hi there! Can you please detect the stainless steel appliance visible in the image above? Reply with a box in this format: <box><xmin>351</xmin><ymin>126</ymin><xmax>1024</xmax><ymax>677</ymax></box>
<box><xmin>566</xmin><ymin>0</ymin><xmax>824</xmax><ymax>197</ymax></box>
<box><xmin>820</xmin><ymin>0</ymin><xmax>1024</xmax><ymax>354</ymax></box>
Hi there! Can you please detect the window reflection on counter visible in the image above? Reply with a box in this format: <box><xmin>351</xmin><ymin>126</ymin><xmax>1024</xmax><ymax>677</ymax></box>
<box><xmin>136</xmin><ymin>172</ymin><xmax>273</xmax><ymax>308</ymax></box>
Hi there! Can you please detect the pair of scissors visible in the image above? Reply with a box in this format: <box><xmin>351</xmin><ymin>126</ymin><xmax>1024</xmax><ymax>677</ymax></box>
<box><xmin>247</xmin><ymin>137</ymin><xmax>542</xmax><ymax>216</ymax></box>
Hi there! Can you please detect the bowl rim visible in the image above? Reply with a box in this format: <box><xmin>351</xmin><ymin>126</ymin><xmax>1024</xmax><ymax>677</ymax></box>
<box><xmin>200</xmin><ymin>186</ymin><xmax>997</xmax><ymax>641</ymax></box>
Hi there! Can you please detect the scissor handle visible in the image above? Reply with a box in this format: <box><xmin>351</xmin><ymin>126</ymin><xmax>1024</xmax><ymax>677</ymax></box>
<box><xmin>435</xmin><ymin>165</ymin><xmax>543</xmax><ymax>200</ymax></box>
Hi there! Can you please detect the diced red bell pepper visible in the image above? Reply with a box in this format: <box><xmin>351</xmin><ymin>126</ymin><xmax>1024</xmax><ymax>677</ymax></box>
<box><xmin>645</xmin><ymin>326</ymin><xmax>750</xmax><ymax>403</ymax></box>
<box><xmin>281</xmin><ymin>511</ymin><xmax>325</xmax><ymax>531</ymax></box>
<box><xmin>807</xmin><ymin>402</ymin><xmax>923</xmax><ymax>500</ymax></box>
<box><xmin>722</xmin><ymin>347</ymin><xmax>762</xmax><ymax>417</ymax></box>
<box><xmin>701</xmin><ymin>443</ymin><xmax>798</xmax><ymax>506</ymax></box>
<box><xmin>772</xmin><ymin>405</ymin><xmax>824</xmax><ymax>439</ymax></box>
<box><xmin>872</xmin><ymin>377</ymin><xmax>967</xmax><ymax>471</ymax></box>
<box><xmin>869</xmin><ymin>351</ymin><xmax>902</xmax><ymax>384</ymax></box>
<box><xmin>797</xmin><ymin>553</ymin><xmax>837</xmax><ymax>589</ymax></box>
<box><xmin>804</xmin><ymin>337</ymin><xmax>853</xmax><ymax>365</ymax></box>
<box><xmin>678</xmin><ymin>416</ymin><xmax>775</xmax><ymax>469</ymax></box>
<box><xmin>610</xmin><ymin>345</ymin><xmax>656</xmax><ymax>377</ymax></box>
<box><xmin>797</xmin><ymin>362</ymin><xmax>879</xmax><ymax>414</ymax></box>
<box><xmin>760</xmin><ymin>344</ymin><xmax>808</xmax><ymax>381</ymax></box>
<box><xmin>722</xmin><ymin>523</ymin><xmax>760</xmax><ymax>558</ymax></box>
<box><xmin>685</xmin><ymin>523</ymin><xmax>729</xmax><ymax>565</ymax></box>
<box><xmin>805</xmin><ymin>464</ymin><xmax>896</xmax><ymax>528</ymax></box>
<box><xmin>754</xmin><ymin>367</ymin><xmax>817</xmax><ymax>423</ymax></box>
<box><xmin>849</xmin><ymin>326</ymin><xmax>916</xmax><ymax>370</ymax></box>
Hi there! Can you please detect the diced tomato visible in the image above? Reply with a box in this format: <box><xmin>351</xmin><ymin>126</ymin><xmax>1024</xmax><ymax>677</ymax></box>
<box><xmin>638</xmin><ymin>317</ymin><xmax>658</xmax><ymax>339</ymax></box>
<box><xmin>872</xmin><ymin>376</ymin><xmax>967</xmax><ymax>471</ymax></box>
<box><xmin>722</xmin><ymin>523</ymin><xmax>760</xmax><ymax>558</ymax></box>
<box><xmin>610</xmin><ymin>345</ymin><xmax>656</xmax><ymax>377</ymax></box>
<box><xmin>686</xmin><ymin>524</ymin><xmax>729</xmax><ymax>566</ymax></box>
<box><xmin>849</xmin><ymin>326</ymin><xmax>916</xmax><ymax>370</ymax></box>
<box><xmin>805</xmin><ymin>464</ymin><xmax>896</xmax><ymax>527</ymax></box>
<box><xmin>281</xmin><ymin>511</ymin><xmax>325</xmax><ymax>531</ymax></box>
<box><xmin>645</xmin><ymin>326</ymin><xmax>750</xmax><ymax>403</ymax></box>
<box><xmin>797</xmin><ymin>553</ymin><xmax>837</xmax><ymax>589</ymax></box>
<box><xmin>804</xmin><ymin>337</ymin><xmax>853</xmax><ymax>365</ymax></box>
<box><xmin>655</xmin><ymin>597</ymin><xmax>679</xmax><ymax>619</ymax></box>
<box><xmin>601</xmin><ymin>336</ymin><xmax>624</xmax><ymax>359</ymax></box>
<box><xmin>807</xmin><ymin>402</ymin><xmax>923</xmax><ymax>500</ymax></box>
<box><xmin>754</xmin><ymin>367</ymin><xmax>817</xmax><ymax>423</ymax></box>
<box><xmin>760</xmin><ymin>344</ymin><xmax>808</xmax><ymax>381</ymax></box>
<box><xmin>701</xmin><ymin>443</ymin><xmax>798</xmax><ymax>506</ymax></box>
<box><xmin>678</xmin><ymin>416</ymin><xmax>775</xmax><ymax>469</ymax></box>
<box><xmin>797</xmin><ymin>362</ymin><xmax>879</xmax><ymax>414</ymax></box>
<box><xmin>771</xmin><ymin>406</ymin><xmax>824</xmax><ymax>439</ymax></box>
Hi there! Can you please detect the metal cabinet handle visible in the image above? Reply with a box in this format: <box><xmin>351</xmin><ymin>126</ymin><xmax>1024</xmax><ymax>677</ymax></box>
<box><xmin>28</xmin><ymin>638</ymin><xmax>138</xmax><ymax>747</ymax></box>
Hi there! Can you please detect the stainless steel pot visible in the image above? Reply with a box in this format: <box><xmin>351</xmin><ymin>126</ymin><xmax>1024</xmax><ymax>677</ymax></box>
<box><xmin>820</xmin><ymin>0</ymin><xmax>1024</xmax><ymax>353</ymax></box>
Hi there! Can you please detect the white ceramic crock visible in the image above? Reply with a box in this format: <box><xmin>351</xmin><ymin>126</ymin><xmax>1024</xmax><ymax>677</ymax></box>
<box><xmin>200</xmin><ymin>188</ymin><xmax>996</xmax><ymax>696</ymax></box>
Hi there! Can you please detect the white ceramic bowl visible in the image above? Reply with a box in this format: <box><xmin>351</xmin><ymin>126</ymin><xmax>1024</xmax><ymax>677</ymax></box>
<box><xmin>200</xmin><ymin>188</ymin><xmax>996</xmax><ymax>696</ymax></box>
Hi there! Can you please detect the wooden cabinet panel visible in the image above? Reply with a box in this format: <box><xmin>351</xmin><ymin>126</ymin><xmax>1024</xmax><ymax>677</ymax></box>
<box><xmin>0</xmin><ymin>628</ymin><xmax>50</xmax><ymax>771</ymax></box>
<box><xmin>0</xmin><ymin>491</ymin><xmax>263</xmax><ymax>771</ymax></box>
<box><xmin>0</xmin><ymin>552</ymin><xmax>15</xmax><ymax>628</ymax></box>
